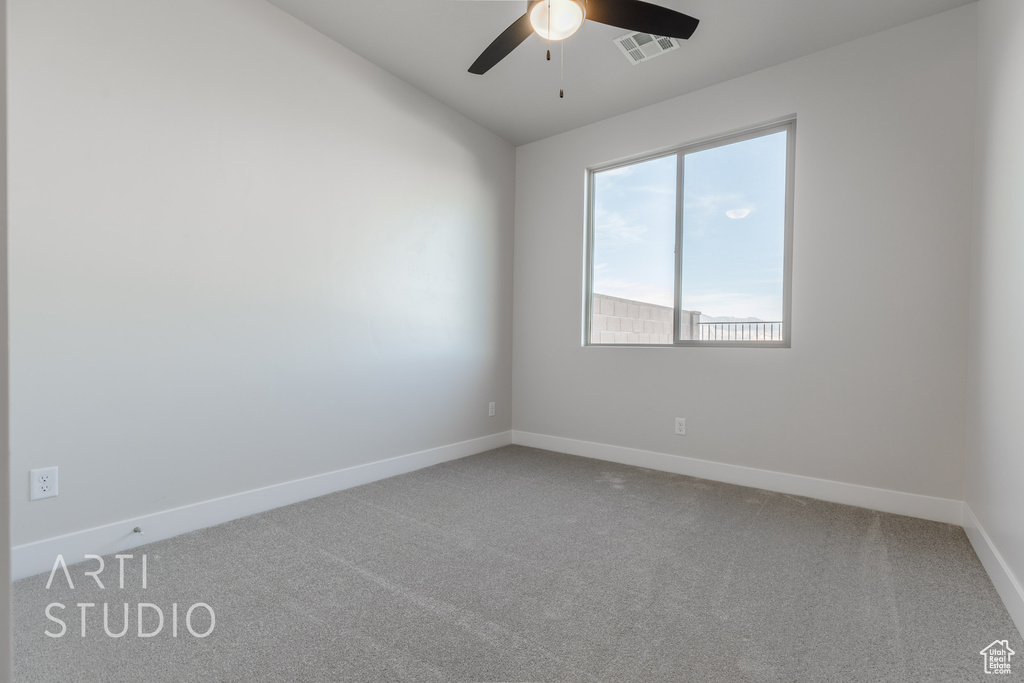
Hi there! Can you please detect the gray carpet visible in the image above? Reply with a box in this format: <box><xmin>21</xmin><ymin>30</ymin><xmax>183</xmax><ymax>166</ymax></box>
<box><xmin>12</xmin><ymin>445</ymin><xmax>1022</xmax><ymax>682</ymax></box>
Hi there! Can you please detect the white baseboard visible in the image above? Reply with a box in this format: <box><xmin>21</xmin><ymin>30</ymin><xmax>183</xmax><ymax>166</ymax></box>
<box><xmin>511</xmin><ymin>431</ymin><xmax>964</xmax><ymax>525</ymax></box>
<box><xmin>11</xmin><ymin>431</ymin><xmax>512</xmax><ymax>581</ymax></box>
<box><xmin>963</xmin><ymin>504</ymin><xmax>1024</xmax><ymax>638</ymax></box>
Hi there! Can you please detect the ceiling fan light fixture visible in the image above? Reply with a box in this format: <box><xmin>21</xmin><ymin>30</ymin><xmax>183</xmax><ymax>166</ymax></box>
<box><xmin>530</xmin><ymin>0</ymin><xmax>586</xmax><ymax>41</ymax></box>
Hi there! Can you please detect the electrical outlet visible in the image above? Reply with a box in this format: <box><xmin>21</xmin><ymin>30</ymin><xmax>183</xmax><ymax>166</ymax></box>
<box><xmin>30</xmin><ymin>467</ymin><xmax>59</xmax><ymax>501</ymax></box>
<box><xmin>674</xmin><ymin>418</ymin><xmax>686</xmax><ymax>435</ymax></box>
<box><xmin>488</xmin><ymin>402</ymin><xmax>496</xmax><ymax>417</ymax></box>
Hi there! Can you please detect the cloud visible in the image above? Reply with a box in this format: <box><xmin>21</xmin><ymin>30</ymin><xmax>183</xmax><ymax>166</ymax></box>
<box><xmin>593</xmin><ymin>206</ymin><xmax>649</xmax><ymax>245</ymax></box>
<box><xmin>679</xmin><ymin>290</ymin><xmax>782</xmax><ymax>320</ymax></box>
<box><xmin>683</xmin><ymin>192</ymin><xmax>741</xmax><ymax>213</ymax></box>
<box><xmin>635</xmin><ymin>185</ymin><xmax>675</xmax><ymax>196</ymax></box>
<box><xmin>593</xmin><ymin>278</ymin><xmax>673</xmax><ymax>307</ymax></box>
<box><xmin>597</xmin><ymin>165</ymin><xmax>638</xmax><ymax>179</ymax></box>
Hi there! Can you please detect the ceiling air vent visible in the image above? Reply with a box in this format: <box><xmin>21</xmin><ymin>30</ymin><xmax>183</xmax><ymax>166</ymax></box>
<box><xmin>615</xmin><ymin>32</ymin><xmax>679</xmax><ymax>65</ymax></box>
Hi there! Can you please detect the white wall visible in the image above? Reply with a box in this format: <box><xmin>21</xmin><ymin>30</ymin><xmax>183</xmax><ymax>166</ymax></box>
<box><xmin>965</xmin><ymin>0</ymin><xmax>1024</xmax><ymax>633</ymax></box>
<box><xmin>1</xmin><ymin>0</ymin><xmax>11</xmax><ymax>675</ymax></box>
<box><xmin>513</xmin><ymin>7</ymin><xmax>977</xmax><ymax>501</ymax></box>
<box><xmin>8</xmin><ymin>0</ymin><xmax>515</xmax><ymax>546</ymax></box>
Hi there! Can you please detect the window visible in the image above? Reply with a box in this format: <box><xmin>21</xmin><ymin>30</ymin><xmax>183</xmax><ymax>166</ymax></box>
<box><xmin>586</xmin><ymin>120</ymin><xmax>795</xmax><ymax>347</ymax></box>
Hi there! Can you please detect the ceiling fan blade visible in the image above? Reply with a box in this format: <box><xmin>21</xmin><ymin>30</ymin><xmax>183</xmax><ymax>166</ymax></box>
<box><xmin>584</xmin><ymin>0</ymin><xmax>699</xmax><ymax>40</ymax></box>
<box><xmin>469</xmin><ymin>12</ymin><xmax>535</xmax><ymax>75</ymax></box>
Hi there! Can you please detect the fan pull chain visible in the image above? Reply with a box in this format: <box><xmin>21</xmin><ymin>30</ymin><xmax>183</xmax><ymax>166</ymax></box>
<box><xmin>546</xmin><ymin>0</ymin><xmax>551</xmax><ymax>61</ymax></box>
<box><xmin>560</xmin><ymin>41</ymin><xmax>564</xmax><ymax>98</ymax></box>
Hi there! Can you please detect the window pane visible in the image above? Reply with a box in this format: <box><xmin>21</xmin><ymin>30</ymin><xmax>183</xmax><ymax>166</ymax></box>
<box><xmin>591</xmin><ymin>155</ymin><xmax>676</xmax><ymax>345</ymax></box>
<box><xmin>681</xmin><ymin>131</ymin><xmax>787</xmax><ymax>341</ymax></box>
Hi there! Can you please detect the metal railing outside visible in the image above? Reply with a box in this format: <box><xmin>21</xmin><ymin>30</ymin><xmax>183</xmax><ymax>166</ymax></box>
<box><xmin>698</xmin><ymin>322</ymin><xmax>783</xmax><ymax>341</ymax></box>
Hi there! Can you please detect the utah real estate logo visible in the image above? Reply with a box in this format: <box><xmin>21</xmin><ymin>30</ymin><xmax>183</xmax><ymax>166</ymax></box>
<box><xmin>980</xmin><ymin>640</ymin><xmax>1015</xmax><ymax>675</ymax></box>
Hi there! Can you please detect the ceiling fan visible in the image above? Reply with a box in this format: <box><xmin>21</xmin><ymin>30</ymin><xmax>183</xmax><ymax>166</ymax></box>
<box><xmin>469</xmin><ymin>0</ymin><xmax>699</xmax><ymax>75</ymax></box>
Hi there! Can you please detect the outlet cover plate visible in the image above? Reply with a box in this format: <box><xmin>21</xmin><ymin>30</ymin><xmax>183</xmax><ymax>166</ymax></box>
<box><xmin>30</xmin><ymin>467</ymin><xmax>59</xmax><ymax>501</ymax></box>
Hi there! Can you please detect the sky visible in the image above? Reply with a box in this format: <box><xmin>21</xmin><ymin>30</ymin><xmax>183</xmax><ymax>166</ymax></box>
<box><xmin>592</xmin><ymin>131</ymin><xmax>787</xmax><ymax>321</ymax></box>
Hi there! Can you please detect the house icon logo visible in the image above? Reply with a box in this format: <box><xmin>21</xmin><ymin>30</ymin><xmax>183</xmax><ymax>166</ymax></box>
<box><xmin>980</xmin><ymin>640</ymin><xmax>1015</xmax><ymax>675</ymax></box>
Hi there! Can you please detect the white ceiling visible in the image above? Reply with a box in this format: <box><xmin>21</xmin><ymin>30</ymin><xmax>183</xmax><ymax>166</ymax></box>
<box><xmin>264</xmin><ymin>0</ymin><xmax>975</xmax><ymax>145</ymax></box>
